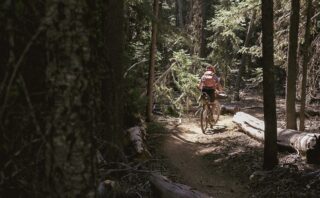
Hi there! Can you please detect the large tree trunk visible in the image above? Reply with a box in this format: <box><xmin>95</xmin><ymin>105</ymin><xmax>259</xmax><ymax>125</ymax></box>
<box><xmin>234</xmin><ymin>11</ymin><xmax>256</xmax><ymax>101</ymax></box>
<box><xmin>0</xmin><ymin>6</ymin><xmax>15</xmax><ymax>121</ymax></box>
<box><xmin>233</xmin><ymin>112</ymin><xmax>320</xmax><ymax>163</ymax></box>
<box><xmin>299</xmin><ymin>0</ymin><xmax>312</xmax><ymax>131</ymax></box>
<box><xmin>102</xmin><ymin>0</ymin><xmax>125</xmax><ymax>145</ymax></box>
<box><xmin>45</xmin><ymin>0</ymin><xmax>96</xmax><ymax>196</ymax></box>
<box><xmin>150</xmin><ymin>174</ymin><xmax>211</xmax><ymax>198</ymax></box>
<box><xmin>286</xmin><ymin>0</ymin><xmax>300</xmax><ymax>130</ymax></box>
<box><xmin>146</xmin><ymin>0</ymin><xmax>160</xmax><ymax>122</ymax></box>
<box><xmin>261</xmin><ymin>0</ymin><xmax>278</xmax><ymax>170</ymax></box>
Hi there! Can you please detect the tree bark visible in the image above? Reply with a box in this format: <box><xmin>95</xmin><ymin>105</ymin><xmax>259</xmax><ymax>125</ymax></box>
<box><xmin>286</xmin><ymin>0</ymin><xmax>300</xmax><ymax>130</ymax></box>
<box><xmin>146</xmin><ymin>0</ymin><xmax>160</xmax><ymax>122</ymax></box>
<box><xmin>299</xmin><ymin>0</ymin><xmax>312</xmax><ymax>131</ymax></box>
<box><xmin>0</xmin><ymin>9</ymin><xmax>15</xmax><ymax>121</ymax></box>
<box><xmin>99</xmin><ymin>0</ymin><xmax>126</xmax><ymax>155</ymax></box>
<box><xmin>45</xmin><ymin>0</ymin><xmax>96</xmax><ymax>196</ymax></box>
<box><xmin>261</xmin><ymin>0</ymin><xmax>278</xmax><ymax>170</ymax></box>
<box><xmin>234</xmin><ymin>11</ymin><xmax>256</xmax><ymax>101</ymax></box>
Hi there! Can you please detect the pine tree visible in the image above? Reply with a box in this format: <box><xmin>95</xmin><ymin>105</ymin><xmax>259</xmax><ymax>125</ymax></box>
<box><xmin>286</xmin><ymin>0</ymin><xmax>300</xmax><ymax>130</ymax></box>
<box><xmin>262</xmin><ymin>0</ymin><xmax>278</xmax><ymax>170</ymax></box>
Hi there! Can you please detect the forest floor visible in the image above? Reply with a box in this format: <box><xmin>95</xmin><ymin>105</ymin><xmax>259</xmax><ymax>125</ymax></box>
<box><xmin>147</xmin><ymin>92</ymin><xmax>320</xmax><ymax>197</ymax></box>
<box><xmin>153</xmin><ymin>115</ymin><xmax>256</xmax><ymax>197</ymax></box>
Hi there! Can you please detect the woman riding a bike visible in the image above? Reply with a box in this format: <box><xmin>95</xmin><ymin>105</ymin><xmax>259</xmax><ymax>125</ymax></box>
<box><xmin>198</xmin><ymin>65</ymin><xmax>223</xmax><ymax>101</ymax></box>
<box><xmin>198</xmin><ymin>65</ymin><xmax>224</xmax><ymax>133</ymax></box>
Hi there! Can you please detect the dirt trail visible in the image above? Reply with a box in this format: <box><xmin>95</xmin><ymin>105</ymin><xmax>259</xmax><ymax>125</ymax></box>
<box><xmin>157</xmin><ymin>115</ymin><xmax>262</xmax><ymax>198</ymax></box>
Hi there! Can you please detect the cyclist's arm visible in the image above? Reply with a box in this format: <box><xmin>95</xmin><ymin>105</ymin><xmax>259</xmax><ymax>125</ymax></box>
<box><xmin>198</xmin><ymin>77</ymin><xmax>204</xmax><ymax>90</ymax></box>
<box><xmin>216</xmin><ymin>77</ymin><xmax>224</xmax><ymax>92</ymax></box>
<box><xmin>217</xmin><ymin>82</ymin><xmax>223</xmax><ymax>91</ymax></box>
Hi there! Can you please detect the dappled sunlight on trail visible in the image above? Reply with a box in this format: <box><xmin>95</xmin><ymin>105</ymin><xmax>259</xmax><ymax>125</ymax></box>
<box><xmin>156</xmin><ymin>114</ymin><xmax>263</xmax><ymax>197</ymax></box>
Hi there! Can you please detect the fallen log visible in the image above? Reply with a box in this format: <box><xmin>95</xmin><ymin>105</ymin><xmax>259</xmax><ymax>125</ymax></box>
<box><xmin>297</xmin><ymin>106</ymin><xmax>320</xmax><ymax>117</ymax></box>
<box><xmin>125</xmin><ymin>126</ymin><xmax>151</xmax><ymax>160</ymax></box>
<box><xmin>233</xmin><ymin>112</ymin><xmax>320</xmax><ymax>163</ymax></box>
<box><xmin>232</xmin><ymin>112</ymin><xmax>266</xmax><ymax>140</ymax></box>
<box><xmin>97</xmin><ymin>179</ymin><xmax>138</xmax><ymax>198</ymax></box>
<box><xmin>97</xmin><ymin>180</ymin><xmax>121</xmax><ymax>198</ymax></box>
<box><xmin>150</xmin><ymin>174</ymin><xmax>211</xmax><ymax>198</ymax></box>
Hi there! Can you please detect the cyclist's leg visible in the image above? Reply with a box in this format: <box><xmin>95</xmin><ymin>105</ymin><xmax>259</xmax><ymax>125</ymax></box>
<box><xmin>206</xmin><ymin>89</ymin><xmax>215</xmax><ymax>108</ymax></box>
<box><xmin>201</xmin><ymin>88</ymin><xmax>210</xmax><ymax>97</ymax></box>
<box><xmin>211</xmin><ymin>89</ymin><xmax>216</xmax><ymax>103</ymax></box>
<box><xmin>210</xmin><ymin>89</ymin><xmax>221</xmax><ymax>126</ymax></box>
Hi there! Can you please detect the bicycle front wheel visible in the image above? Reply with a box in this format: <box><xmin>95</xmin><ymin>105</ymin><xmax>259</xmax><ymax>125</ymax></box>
<box><xmin>200</xmin><ymin>106</ymin><xmax>210</xmax><ymax>134</ymax></box>
<box><xmin>210</xmin><ymin>100</ymin><xmax>221</xmax><ymax>125</ymax></box>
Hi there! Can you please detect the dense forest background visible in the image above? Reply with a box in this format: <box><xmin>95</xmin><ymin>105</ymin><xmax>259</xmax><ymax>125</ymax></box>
<box><xmin>0</xmin><ymin>0</ymin><xmax>320</xmax><ymax>197</ymax></box>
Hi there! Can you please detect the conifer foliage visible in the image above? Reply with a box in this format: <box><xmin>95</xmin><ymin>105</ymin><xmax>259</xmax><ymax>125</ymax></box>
<box><xmin>0</xmin><ymin>0</ymin><xmax>319</xmax><ymax>196</ymax></box>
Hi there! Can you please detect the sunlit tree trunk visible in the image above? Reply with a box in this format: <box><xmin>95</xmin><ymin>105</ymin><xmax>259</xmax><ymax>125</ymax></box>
<box><xmin>234</xmin><ymin>11</ymin><xmax>256</xmax><ymax>101</ymax></box>
<box><xmin>261</xmin><ymin>0</ymin><xmax>278</xmax><ymax>170</ymax></box>
<box><xmin>146</xmin><ymin>0</ymin><xmax>159</xmax><ymax>122</ymax></box>
<box><xmin>176</xmin><ymin>0</ymin><xmax>184</xmax><ymax>27</ymax></box>
<box><xmin>299</xmin><ymin>0</ymin><xmax>312</xmax><ymax>131</ymax></box>
<box><xmin>189</xmin><ymin>0</ymin><xmax>206</xmax><ymax>58</ymax></box>
<box><xmin>199</xmin><ymin>0</ymin><xmax>208</xmax><ymax>58</ymax></box>
<box><xmin>286</xmin><ymin>0</ymin><xmax>300</xmax><ymax>130</ymax></box>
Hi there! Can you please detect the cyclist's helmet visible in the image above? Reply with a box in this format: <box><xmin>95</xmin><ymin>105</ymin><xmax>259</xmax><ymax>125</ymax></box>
<box><xmin>206</xmin><ymin>65</ymin><xmax>215</xmax><ymax>73</ymax></box>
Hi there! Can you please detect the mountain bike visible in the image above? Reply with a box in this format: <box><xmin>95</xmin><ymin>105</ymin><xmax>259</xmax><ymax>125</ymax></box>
<box><xmin>199</xmin><ymin>92</ymin><xmax>221</xmax><ymax>134</ymax></box>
